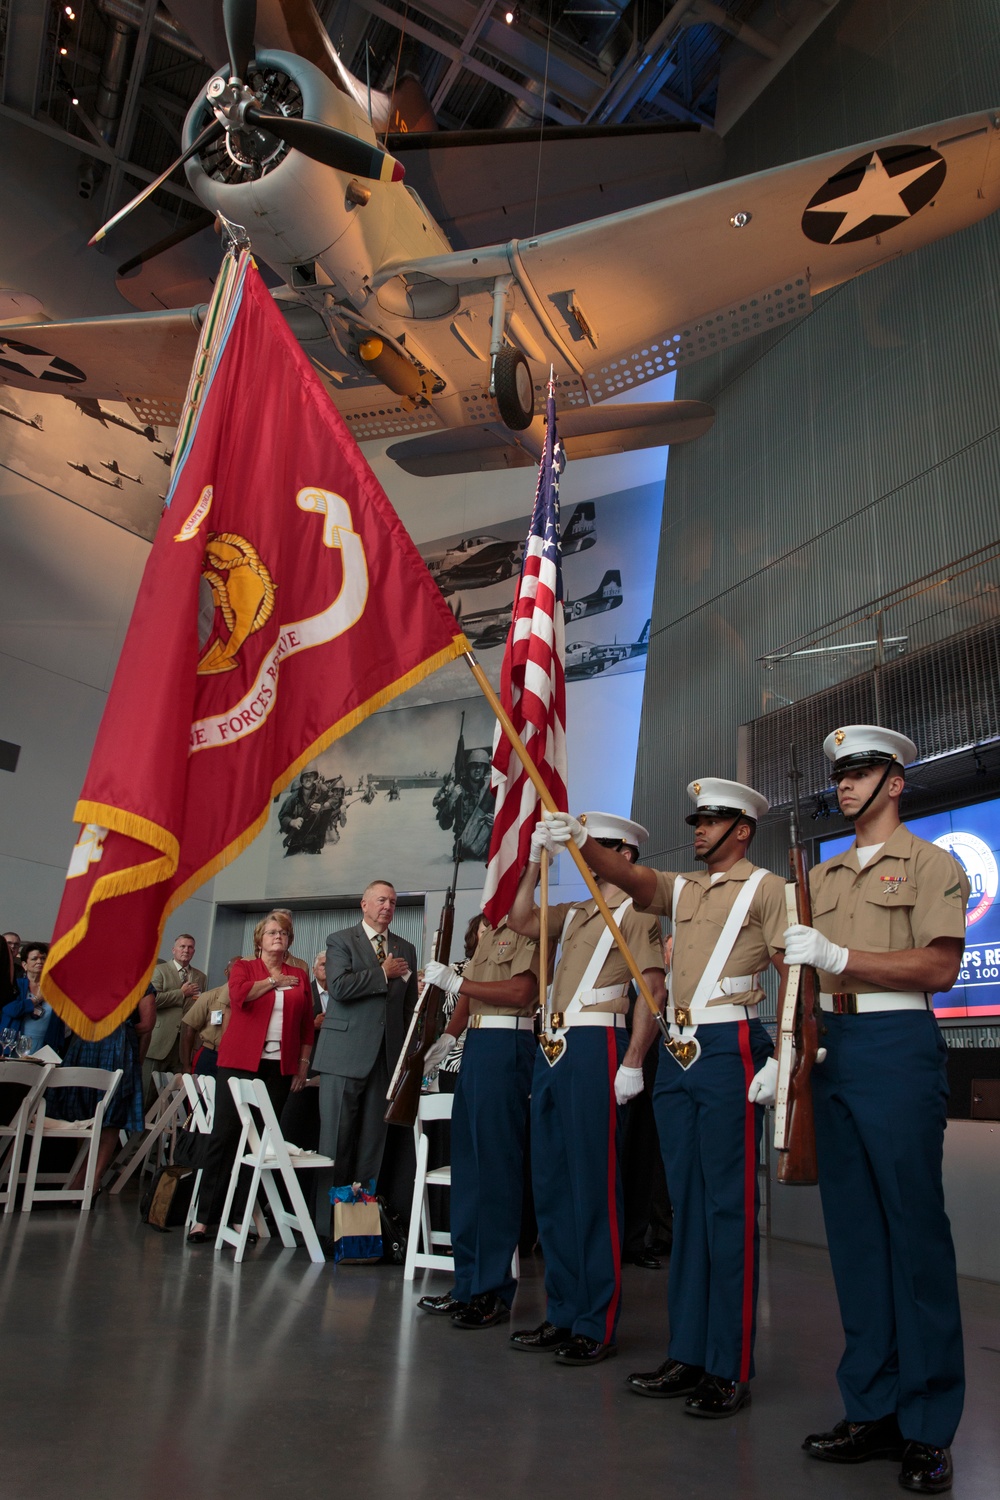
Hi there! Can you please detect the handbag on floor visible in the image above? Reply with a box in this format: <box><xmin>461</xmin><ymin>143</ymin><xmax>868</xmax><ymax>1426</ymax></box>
<box><xmin>141</xmin><ymin>1165</ymin><xmax>195</xmax><ymax>1231</ymax></box>
<box><xmin>377</xmin><ymin>1195</ymin><xmax>407</xmax><ymax>1264</ymax></box>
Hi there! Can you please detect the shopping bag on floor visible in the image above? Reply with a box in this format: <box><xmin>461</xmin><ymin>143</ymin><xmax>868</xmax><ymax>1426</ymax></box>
<box><xmin>141</xmin><ymin>1165</ymin><xmax>195</xmax><ymax>1231</ymax></box>
<box><xmin>329</xmin><ymin>1182</ymin><xmax>382</xmax><ymax>1263</ymax></box>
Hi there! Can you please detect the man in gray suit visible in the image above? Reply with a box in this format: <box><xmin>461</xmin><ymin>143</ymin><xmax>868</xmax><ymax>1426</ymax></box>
<box><xmin>314</xmin><ymin>880</ymin><xmax>418</xmax><ymax>1234</ymax></box>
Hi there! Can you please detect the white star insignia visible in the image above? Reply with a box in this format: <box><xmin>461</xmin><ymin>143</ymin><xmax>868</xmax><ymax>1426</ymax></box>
<box><xmin>812</xmin><ymin>152</ymin><xmax>940</xmax><ymax>242</ymax></box>
<box><xmin>0</xmin><ymin>342</ymin><xmax>67</xmax><ymax>379</ymax></box>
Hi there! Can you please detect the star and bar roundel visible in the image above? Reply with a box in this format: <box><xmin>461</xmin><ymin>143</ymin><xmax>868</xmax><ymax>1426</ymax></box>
<box><xmin>802</xmin><ymin>143</ymin><xmax>946</xmax><ymax>245</ymax></box>
<box><xmin>0</xmin><ymin>338</ymin><xmax>86</xmax><ymax>385</ymax></box>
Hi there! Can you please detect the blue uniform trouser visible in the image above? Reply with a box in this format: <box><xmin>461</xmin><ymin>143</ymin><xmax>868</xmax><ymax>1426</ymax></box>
<box><xmin>449</xmin><ymin>1027</ymin><xmax>534</xmax><ymax>1306</ymax></box>
<box><xmin>812</xmin><ymin>1011</ymin><xmax>964</xmax><ymax>1446</ymax></box>
<box><xmin>652</xmin><ymin>1018</ymin><xmax>771</xmax><ymax>1382</ymax></box>
<box><xmin>531</xmin><ymin>1025</ymin><xmax>627</xmax><ymax>1343</ymax></box>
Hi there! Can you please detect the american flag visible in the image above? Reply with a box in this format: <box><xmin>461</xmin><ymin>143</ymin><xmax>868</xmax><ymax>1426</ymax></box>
<box><xmin>481</xmin><ymin>379</ymin><xmax>568</xmax><ymax>925</ymax></box>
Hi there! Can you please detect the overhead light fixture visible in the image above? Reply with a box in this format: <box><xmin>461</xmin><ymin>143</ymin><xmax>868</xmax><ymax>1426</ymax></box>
<box><xmin>504</xmin><ymin>5</ymin><xmax>521</xmax><ymax>23</ymax></box>
<box><xmin>71</xmin><ymin>96</ymin><xmax>79</xmax><ymax>106</ymax></box>
<box><xmin>59</xmin><ymin>46</ymin><xmax>68</xmax><ymax>55</ymax></box>
<box><xmin>64</xmin><ymin>5</ymin><xmax>76</xmax><ymax>17</ymax></box>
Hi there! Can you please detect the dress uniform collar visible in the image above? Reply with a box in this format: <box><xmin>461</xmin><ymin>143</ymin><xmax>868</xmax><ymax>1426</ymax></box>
<box><xmin>686</xmin><ymin>857</ymin><xmax>759</xmax><ymax>890</ymax></box>
<box><xmin>582</xmin><ymin>885</ymin><xmax>632</xmax><ymax>914</ymax></box>
<box><xmin>825</xmin><ymin>822</ymin><xmax>916</xmax><ymax>872</ymax></box>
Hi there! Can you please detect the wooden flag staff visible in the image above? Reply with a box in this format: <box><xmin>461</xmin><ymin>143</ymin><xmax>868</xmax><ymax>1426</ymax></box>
<box><xmin>463</xmin><ymin>649</ymin><xmax>670</xmax><ymax>1040</ymax></box>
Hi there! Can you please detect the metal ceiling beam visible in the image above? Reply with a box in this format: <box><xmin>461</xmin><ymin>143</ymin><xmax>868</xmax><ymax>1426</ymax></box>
<box><xmin>0</xmin><ymin>99</ymin><xmax>200</xmax><ymax>205</ymax></box>
<box><xmin>97</xmin><ymin>0</ymin><xmax>159</xmax><ymax>224</ymax></box>
<box><xmin>1</xmin><ymin>0</ymin><xmax>48</xmax><ymax>113</ymax></box>
<box><xmin>429</xmin><ymin>0</ymin><xmax>494</xmax><ymax>114</ymax></box>
<box><xmin>350</xmin><ymin>0</ymin><xmax>583</xmax><ymax>122</ymax></box>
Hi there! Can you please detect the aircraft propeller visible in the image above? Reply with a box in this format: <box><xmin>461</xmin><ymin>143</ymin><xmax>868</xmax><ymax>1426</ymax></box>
<box><xmin>90</xmin><ymin>0</ymin><xmax>403</xmax><ymax>246</ymax></box>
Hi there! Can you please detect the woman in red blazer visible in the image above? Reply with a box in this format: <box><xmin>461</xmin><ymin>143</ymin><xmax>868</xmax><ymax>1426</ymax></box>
<box><xmin>188</xmin><ymin>912</ymin><xmax>314</xmax><ymax>1242</ymax></box>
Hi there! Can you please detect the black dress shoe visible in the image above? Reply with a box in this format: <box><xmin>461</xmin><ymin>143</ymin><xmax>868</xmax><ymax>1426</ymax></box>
<box><xmin>186</xmin><ymin>1229</ymin><xmax>209</xmax><ymax>1244</ymax></box>
<box><xmin>625</xmin><ymin>1359</ymin><xmax>704</xmax><ymax>1398</ymax></box>
<box><xmin>510</xmin><ymin>1321</ymin><xmax>573</xmax><ymax>1353</ymax></box>
<box><xmin>898</xmin><ymin>1442</ymin><xmax>953</xmax><ymax>1493</ymax></box>
<box><xmin>554</xmin><ymin>1335</ymin><xmax>618</xmax><ymax>1366</ymax></box>
<box><xmin>623</xmin><ymin>1252</ymin><xmax>663</xmax><ymax>1270</ymax></box>
<box><xmin>452</xmin><ymin>1292</ymin><xmax>511</xmax><ymax>1330</ymax></box>
<box><xmin>803</xmin><ymin>1414</ymin><xmax>905</xmax><ymax>1464</ymax></box>
<box><xmin>683</xmin><ymin>1375</ymin><xmax>751</xmax><ymax>1418</ymax></box>
<box><xmin>418</xmin><ymin>1293</ymin><xmax>470</xmax><ymax>1318</ymax></box>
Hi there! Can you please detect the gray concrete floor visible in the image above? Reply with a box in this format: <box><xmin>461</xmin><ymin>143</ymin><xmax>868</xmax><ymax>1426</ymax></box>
<box><xmin>2</xmin><ymin>1198</ymin><xmax>998</xmax><ymax>1500</ymax></box>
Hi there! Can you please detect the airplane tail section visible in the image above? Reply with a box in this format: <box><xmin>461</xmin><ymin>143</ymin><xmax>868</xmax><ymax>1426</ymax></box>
<box><xmin>638</xmin><ymin>619</ymin><xmax>650</xmax><ymax>644</ymax></box>
<box><xmin>593</xmin><ymin>570</ymin><xmax>622</xmax><ymax>598</ymax></box>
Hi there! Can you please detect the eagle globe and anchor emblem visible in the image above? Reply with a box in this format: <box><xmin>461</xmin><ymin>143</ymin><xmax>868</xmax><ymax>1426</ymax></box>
<box><xmin>933</xmin><ymin>830</ymin><xmax>999</xmax><ymax>926</ymax></box>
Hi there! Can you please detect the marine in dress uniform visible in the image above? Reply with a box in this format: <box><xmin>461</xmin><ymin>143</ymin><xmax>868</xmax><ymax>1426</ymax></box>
<box><xmin>787</xmin><ymin>727</ymin><xmax>969</xmax><ymax>1496</ymax></box>
<box><xmin>544</xmin><ymin>782</ymin><xmax>787</xmax><ymax>1415</ymax></box>
<box><xmin>414</xmin><ymin>921</ymin><xmax>543</xmax><ymax>1330</ymax></box>
<box><xmin>508</xmin><ymin>813</ymin><xmax>666</xmax><ymax>1366</ymax></box>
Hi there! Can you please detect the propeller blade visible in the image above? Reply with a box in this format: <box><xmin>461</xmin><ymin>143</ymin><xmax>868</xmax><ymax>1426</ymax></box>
<box><xmin>223</xmin><ymin>0</ymin><xmax>257</xmax><ymax>82</ymax></box>
<box><xmin>243</xmin><ymin>107</ymin><xmax>404</xmax><ymax>182</ymax></box>
<box><xmin>89</xmin><ymin>121</ymin><xmax>224</xmax><ymax>245</ymax></box>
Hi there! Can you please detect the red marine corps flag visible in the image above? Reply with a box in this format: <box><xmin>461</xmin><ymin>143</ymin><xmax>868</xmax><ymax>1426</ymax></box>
<box><xmin>43</xmin><ymin>253</ymin><xmax>468</xmax><ymax>1037</ymax></box>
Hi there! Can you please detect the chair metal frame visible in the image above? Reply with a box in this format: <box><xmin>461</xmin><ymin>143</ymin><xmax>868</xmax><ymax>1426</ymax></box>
<box><xmin>110</xmin><ymin>1074</ymin><xmax>189</xmax><ymax>1194</ymax></box>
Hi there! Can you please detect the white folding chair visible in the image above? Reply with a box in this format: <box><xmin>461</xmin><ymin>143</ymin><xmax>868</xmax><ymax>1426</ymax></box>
<box><xmin>403</xmin><ymin>1091</ymin><xmax>520</xmax><ymax>1284</ymax></box>
<box><xmin>0</xmin><ymin>1063</ymin><xmax>54</xmax><ymax>1214</ymax></box>
<box><xmin>215</xmin><ymin>1078</ymin><xmax>333</xmax><ymax>1264</ymax></box>
<box><xmin>110</xmin><ymin>1075</ymin><xmax>189</xmax><ymax>1194</ymax></box>
<box><xmin>181</xmin><ymin>1073</ymin><xmax>216</xmax><ymax>1229</ymax></box>
<box><xmin>22</xmin><ymin>1067</ymin><xmax>123</xmax><ymax>1212</ymax></box>
<box><xmin>404</xmin><ymin>1093</ymin><xmax>455</xmax><ymax>1280</ymax></box>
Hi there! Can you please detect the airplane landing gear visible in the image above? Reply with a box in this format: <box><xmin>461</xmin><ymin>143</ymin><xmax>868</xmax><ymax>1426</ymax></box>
<box><xmin>493</xmin><ymin>345</ymin><xmax>535</xmax><ymax>430</ymax></box>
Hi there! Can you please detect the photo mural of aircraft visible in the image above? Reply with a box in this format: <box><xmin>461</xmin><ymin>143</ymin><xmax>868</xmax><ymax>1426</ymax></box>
<box><xmin>1</xmin><ymin>0</ymin><xmax>999</xmax><ymax>477</ymax></box>
<box><xmin>565</xmin><ymin>570</ymin><xmax>623</xmax><ymax>623</ymax></box>
<box><xmin>566</xmin><ymin>620</ymin><xmax>650</xmax><ymax>680</ymax></box>
<box><xmin>67</xmin><ymin>461</ymin><xmax>123</xmax><ymax>489</ymax></box>
<box><xmin>428</xmin><ymin>503</ymin><xmax>596</xmax><ymax>594</ymax></box>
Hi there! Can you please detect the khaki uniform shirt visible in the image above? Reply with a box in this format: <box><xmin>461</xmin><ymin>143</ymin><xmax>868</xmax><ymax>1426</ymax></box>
<box><xmin>809</xmin><ymin>825</ymin><xmax>969</xmax><ymax>993</ymax></box>
<box><xmin>466</xmin><ymin>921</ymin><xmax>542</xmax><ymax>1018</ymax></box>
<box><xmin>544</xmin><ymin>888</ymin><xmax>663</xmax><ymax>1013</ymax></box>
<box><xmin>637</xmin><ymin>859</ymin><xmax>787</xmax><ymax>1010</ymax></box>
<box><xmin>181</xmin><ymin>982</ymin><xmax>230</xmax><ymax>1052</ymax></box>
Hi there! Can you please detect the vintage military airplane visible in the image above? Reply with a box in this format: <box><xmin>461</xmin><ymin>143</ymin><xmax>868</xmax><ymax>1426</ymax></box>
<box><xmin>565</xmin><ymin>619</ymin><xmax>650</xmax><ymax>680</ymax></box>
<box><xmin>428</xmin><ymin>503</ymin><xmax>596</xmax><ymax>593</ymax></box>
<box><xmin>0</xmin><ymin>402</ymin><xmax>43</xmax><ymax>430</ymax></box>
<box><xmin>67</xmin><ymin>461</ymin><xmax>123</xmax><ymax>488</ymax></box>
<box><xmin>102</xmin><ymin>459</ymin><xmax>143</xmax><ymax>484</ymax></box>
<box><xmin>565</xmin><ymin>570</ymin><xmax>624</xmax><ymax>623</ymax></box>
<box><xmin>1</xmin><ymin>0</ymin><xmax>999</xmax><ymax>477</ymax></box>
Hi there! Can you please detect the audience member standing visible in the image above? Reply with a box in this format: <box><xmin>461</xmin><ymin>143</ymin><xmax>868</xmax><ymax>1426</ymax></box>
<box><xmin>313</xmin><ymin>881</ymin><xmax>417</xmax><ymax>1234</ymax></box>
<box><xmin>144</xmin><ymin>935</ymin><xmax>206</xmax><ymax>1098</ymax></box>
<box><xmin>1</xmin><ymin>943</ymin><xmax>64</xmax><ymax>1054</ymax></box>
<box><xmin>179</xmin><ymin>958</ymin><xmax>239</xmax><ymax>1076</ymax></box>
<box><xmin>187</xmin><ymin>913</ymin><xmax>313</xmax><ymax>1243</ymax></box>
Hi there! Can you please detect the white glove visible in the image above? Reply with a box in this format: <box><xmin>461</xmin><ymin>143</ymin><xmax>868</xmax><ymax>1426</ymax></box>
<box><xmin>542</xmin><ymin>810</ymin><xmax>587</xmax><ymax>848</ymax></box>
<box><xmin>747</xmin><ymin>1055</ymin><xmax>778</xmax><ymax>1105</ymax></box>
<box><xmin>423</xmin><ymin>1034</ymin><xmax>457</xmax><ymax>1072</ymax></box>
<box><xmin>783</xmin><ymin>924</ymin><xmax>848</xmax><ymax>976</ymax></box>
<box><xmin>614</xmin><ymin>1064</ymin><xmax>644</xmax><ymax>1106</ymax></box>
<box><xmin>424</xmin><ymin>960</ymin><xmax>464</xmax><ymax>997</ymax></box>
<box><xmin>530</xmin><ymin>822</ymin><xmax>557</xmax><ymax>863</ymax></box>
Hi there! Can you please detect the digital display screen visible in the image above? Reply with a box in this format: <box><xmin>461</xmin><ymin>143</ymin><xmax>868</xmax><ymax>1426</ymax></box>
<box><xmin>818</xmin><ymin>794</ymin><xmax>1000</xmax><ymax>1019</ymax></box>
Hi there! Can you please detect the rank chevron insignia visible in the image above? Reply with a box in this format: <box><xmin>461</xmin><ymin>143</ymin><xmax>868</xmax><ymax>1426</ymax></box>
<box><xmin>802</xmin><ymin>144</ymin><xmax>946</xmax><ymax>245</ymax></box>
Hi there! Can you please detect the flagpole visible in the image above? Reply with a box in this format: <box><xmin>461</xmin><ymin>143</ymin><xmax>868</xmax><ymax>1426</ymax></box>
<box><xmin>464</xmin><ymin>649</ymin><xmax>669</xmax><ymax>1037</ymax></box>
<box><xmin>538</xmin><ymin>846</ymin><xmax>550</xmax><ymax>1028</ymax></box>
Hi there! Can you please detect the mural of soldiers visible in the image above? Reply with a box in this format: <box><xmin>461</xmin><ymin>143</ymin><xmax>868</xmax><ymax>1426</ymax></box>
<box><xmin>278</xmin><ymin>769</ymin><xmax>337</xmax><ymax>856</ymax></box>
<box><xmin>434</xmin><ymin>747</ymin><xmax>494</xmax><ymax>862</ymax></box>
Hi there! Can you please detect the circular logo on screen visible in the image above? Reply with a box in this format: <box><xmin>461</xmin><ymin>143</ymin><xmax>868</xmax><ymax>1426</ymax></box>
<box><xmin>934</xmin><ymin>831</ymin><xmax>998</xmax><ymax>925</ymax></box>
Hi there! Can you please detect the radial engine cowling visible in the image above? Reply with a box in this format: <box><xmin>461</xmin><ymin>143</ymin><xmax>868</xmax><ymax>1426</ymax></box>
<box><xmin>181</xmin><ymin>50</ymin><xmax>392</xmax><ymax>298</ymax></box>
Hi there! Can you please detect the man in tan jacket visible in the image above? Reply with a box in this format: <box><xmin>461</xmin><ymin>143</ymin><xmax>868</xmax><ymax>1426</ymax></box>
<box><xmin>143</xmin><ymin>934</ymin><xmax>206</xmax><ymax>1099</ymax></box>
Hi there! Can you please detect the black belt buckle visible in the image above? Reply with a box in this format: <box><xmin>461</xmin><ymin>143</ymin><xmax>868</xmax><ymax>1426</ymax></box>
<box><xmin>832</xmin><ymin>992</ymin><xmax>858</xmax><ymax>1015</ymax></box>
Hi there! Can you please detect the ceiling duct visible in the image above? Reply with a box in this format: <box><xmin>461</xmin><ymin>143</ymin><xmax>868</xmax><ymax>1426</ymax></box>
<box><xmin>96</xmin><ymin>0</ymin><xmax>208</xmax><ymax>65</ymax></box>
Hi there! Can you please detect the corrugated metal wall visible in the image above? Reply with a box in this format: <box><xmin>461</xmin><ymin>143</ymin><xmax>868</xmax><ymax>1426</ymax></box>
<box><xmin>634</xmin><ymin>0</ymin><xmax>1000</xmax><ymax>870</ymax></box>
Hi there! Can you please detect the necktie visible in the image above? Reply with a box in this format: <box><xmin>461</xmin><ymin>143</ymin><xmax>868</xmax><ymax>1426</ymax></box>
<box><xmin>180</xmin><ymin>966</ymin><xmax>190</xmax><ymax>983</ymax></box>
<box><xmin>374</xmin><ymin>934</ymin><xmax>386</xmax><ymax>964</ymax></box>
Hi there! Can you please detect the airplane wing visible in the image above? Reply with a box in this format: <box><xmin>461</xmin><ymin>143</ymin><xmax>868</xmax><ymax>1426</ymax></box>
<box><xmin>376</xmin><ymin>107</ymin><xmax>1000</xmax><ymax>404</ymax></box>
<box><xmin>0</xmin><ymin>309</ymin><xmax>205</xmax><ymax>425</ymax></box>
<box><xmin>384</xmin><ymin>400</ymin><xmax>714</xmax><ymax>477</ymax></box>
<box><xmin>387</xmin><ymin>123</ymin><xmax>723</xmax><ymax>248</ymax></box>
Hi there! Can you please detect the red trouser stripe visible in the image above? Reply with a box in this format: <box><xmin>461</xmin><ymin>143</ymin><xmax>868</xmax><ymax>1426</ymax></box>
<box><xmin>603</xmin><ymin>1028</ymin><xmax>622</xmax><ymax>1345</ymax></box>
<box><xmin>737</xmin><ymin>1021</ymin><xmax>756</xmax><ymax>1383</ymax></box>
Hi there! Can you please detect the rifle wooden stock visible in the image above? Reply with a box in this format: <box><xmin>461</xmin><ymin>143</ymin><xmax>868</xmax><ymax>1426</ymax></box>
<box><xmin>775</xmin><ymin>845</ymin><xmax>820</xmax><ymax>1186</ymax></box>
<box><xmin>384</xmin><ymin>888</ymin><xmax>455</xmax><ymax>1128</ymax></box>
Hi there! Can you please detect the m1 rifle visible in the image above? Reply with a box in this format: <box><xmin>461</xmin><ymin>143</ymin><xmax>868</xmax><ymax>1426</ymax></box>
<box><xmin>384</xmin><ymin>854</ymin><xmax>459</xmax><ymax>1128</ymax></box>
<box><xmin>774</xmin><ymin>745</ymin><xmax>820</xmax><ymax>1185</ymax></box>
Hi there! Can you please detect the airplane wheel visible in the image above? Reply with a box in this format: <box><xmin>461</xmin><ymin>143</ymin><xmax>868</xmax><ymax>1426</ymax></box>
<box><xmin>494</xmin><ymin>346</ymin><xmax>535</xmax><ymax>430</ymax></box>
